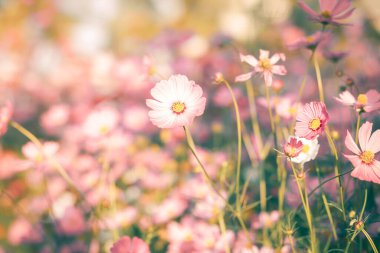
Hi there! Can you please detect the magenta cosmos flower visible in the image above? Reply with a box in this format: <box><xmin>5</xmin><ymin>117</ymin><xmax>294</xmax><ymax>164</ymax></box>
<box><xmin>111</xmin><ymin>236</ymin><xmax>150</xmax><ymax>253</ymax></box>
<box><xmin>335</xmin><ymin>89</ymin><xmax>380</xmax><ymax>113</ymax></box>
<box><xmin>235</xmin><ymin>49</ymin><xmax>287</xmax><ymax>86</ymax></box>
<box><xmin>295</xmin><ymin>101</ymin><xmax>329</xmax><ymax>140</ymax></box>
<box><xmin>344</xmin><ymin>122</ymin><xmax>380</xmax><ymax>184</ymax></box>
<box><xmin>0</xmin><ymin>101</ymin><xmax>13</xmax><ymax>136</ymax></box>
<box><xmin>283</xmin><ymin>136</ymin><xmax>304</xmax><ymax>159</ymax></box>
<box><xmin>146</xmin><ymin>74</ymin><xmax>206</xmax><ymax>128</ymax></box>
<box><xmin>299</xmin><ymin>0</ymin><xmax>355</xmax><ymax>26</ymax></box>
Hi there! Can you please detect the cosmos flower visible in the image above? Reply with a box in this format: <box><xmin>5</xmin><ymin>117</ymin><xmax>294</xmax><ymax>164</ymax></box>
<box><xmin>299</xmin><ymin>0</ymin><xmax>355</xmax><ymax>26</ymax></box>
<box><xmin>146</xmin><ymin>74</ymin><xmax>206</xmax><ymax>128</ymax></box>
<box><xmin>284</xmin><ymin>136</ymin><xmax>320</xmax><ymax>164</ymax></box>
<box><xmin>0</xmin><ymin>101</ymin><xmax>13</xmax><ymax>136</ymax></box>
<box><xmin>287</xmin><ymin>31</ymin><xmax>330</xmax><ymax>51</ymax></box>
<box><xmin>283</xmin><ymin>136</ymin><xmax>304</xmax><ymax>159</ymax></box>
<box><xmin>335</xmin><ymin>89</ymin><xmax>380</xmax><ymax>113</ymax></box>
<box><xmin>82</xmin><ymin>106</ymin><xmax>120</xmax><ymax>138</ymax></box>
<box><xmin>295</xmin><ymin>101</ymin><xmax>329</xmax><ymax>140</ymax></box>
<box><xmin>344</xmin><ymin>121</ymin><xmax>380</xmax><ymax>184</ymax></box>
<box><xmin>235</xmin><ymin>49</ymin><xmax>287</xmax><ymax>86</ymax></box>
<box><xmin>111</xmin><ymin>236</ymin><xmax>151</xmax><ymax>253</ymax></box>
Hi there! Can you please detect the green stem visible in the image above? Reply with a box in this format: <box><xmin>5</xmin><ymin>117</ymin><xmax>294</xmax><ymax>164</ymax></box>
<box><xmin>362</xmin><ymin>229</ymin><xmax>379</xmax><ymax>253</ymax></box>
<box><xmin>313</xmin><ymin>53</ymin><xmax>325</xmax><ymax>102</ymax></box>
<box><xmin>359</xmin><ymin>188</ymin><xmax>367</xmax><ymax>222</ymax></box>
<box><xmin>222</xmin><ymin>79</ymin><xmax>242</xmax><ymax>212</ymax></box>
<box><xmin>245</xmin><ymin>82</ymin><xmax>263</xmax><ymax>153</ymax></box>
<box><xmin>183</xmin><ymin>126</ymin><xmax>234</xmax><ymax>213</ymax></box>
<box><xmin>355</xmin><ymin>113</ymin><xmax>361</xmax><ymax>144</ymax></box>
<box><xmin>264</xmin><ymin>83</ymin><xmax>275</xmax><ymax>133</ymax></box>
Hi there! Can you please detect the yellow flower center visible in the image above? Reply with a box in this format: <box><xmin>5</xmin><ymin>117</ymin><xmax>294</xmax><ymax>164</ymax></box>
<box><xmin>309</xmin><ymin>118</ymin><xmax>321</xmax><ymax>131</ymax></box>
<box><xmin>99</xmin><ymin>125</ymin><xmax>109</xmax><ymax>134</ymax></box>
<box><xmin>357</xmin><ymin>94</ymin><xmax>368</xmax><ymax>105</ymax></box>
<box><xmin>321</xmin><ymin>10</ymin><xmax>331</xmax><ymax>18</ymax></box>
<box><xmin>171</xmin><ymin>102</ymin><xmax>186</xmax><ymax>114</ymax></box>
<box><xmin>306</xmin><ymin>36</ymin><xmax>314</xmax><ymax>43</ymax></box>
<box><xmin>259</xmin><ymin>58</ymin><xmax>272</xmax><ymax>71</ymax></box>
<box><xmin>360</xmin><ymin>150</ymin><xmax>374</xmax><ymax>164</ymax></box>
<box><xmin>302</xmin><ymin>144</ymin><xmax>310</xmax><ymax>153</ymax></box>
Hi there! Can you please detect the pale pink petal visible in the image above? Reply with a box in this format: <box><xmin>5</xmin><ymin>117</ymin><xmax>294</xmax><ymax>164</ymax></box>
<box><xmin>335</xmin><ymin>90</ymin><xmax>356</xmax><ymax>106</ymax></box>
<box><xmin>333</xmin><ymin>8</ymin><xmax>355</xmax><ymax>19</ymax></box>
<box><xmin>235</xmin><ymin>72</ymin><xmax>254</xmax><ymax>82</ymax></box>
<box><xmin>240</xmin><ymin>53</ymin><xmax>258</xmax><ymax>67</ymax></box>
<box><xmin>366</xmin><ymin>89</ymin><xmax>380</xmax><ymax>104</ymax></box>
<box><xmin>367</xmin><ymin>129</ymin><xmax>380</xmax><ymax>153</ymax></box>
<box><xmin>259</xmin><ymin>49</ymin><xmax>270</xmax><ymax>60</ymax></box>
<box><xmin>319</xmin><ymin>0</ymin><xmax>337</xmax><ymax>12</ymax></box>
<box><xmin>298</xmin><ymin>1</ymin><xmax>319</xmax><ymax>17</ymax></box>
<box><xmin>345</xmin><ymin>130</ymin><xmax>361</xmax><ymax>155</ymax></box>
<box><xmin>271</xmin><ymin>65</ymin><xmax>287</xmax><ymax>75</ymax></box>
<box><xmin>358</xmin><ymin>121</ymin><xmax>373</xmax><ymax>151</ymax></box>
<box><xmin>263</xmin><ymin>72</ymin><xmax>273</xmax><ymax>86</ymax></box>
<box><xmin>344</xmin><ymin>154</ymin><xmax>362</xmax><ymax>168</ymax></box>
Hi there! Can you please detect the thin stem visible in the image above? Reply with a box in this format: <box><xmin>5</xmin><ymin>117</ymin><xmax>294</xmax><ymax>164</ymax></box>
<box><xmin>218</xmin><ymin>212</ymin><xmax>231</xmax><ymax>253</ymax></box>
<box><xmin>355</xmin><ymin>113</ymin><xmax>361</xmax><ymax>144</ymax></box>
<box><xmin>183</xmin><ymin>126</ymin><xmax>234</xmax><ymax>213</ymax></box>
<box><xmin>290</xmin><ymin>161</ymin><xmax>316</xmax><ymax>253</ymax></box>
<box><xmin>264</xmin><ymin>84</ymin><xmax>275</xmax><ymax>133</ymax></box>
<box><xmin>313</xmin><ymin>53</ymin><xmax>325</xmax><ymax>102</ymax></box>
<box><xmin>359</xmin><ymin>188</ymin><xmax>367</xmax><ymax>222</ymax></box>
<box><xmin>362</xmin><ymin>229</ymin><xmax>379</xmax><ymax>253</ymax></box>
<box><xmin>245</xmin><ymin>82</ymin><xmax>263</xmax><ymax>155</ymax></box>
<box><xmin>222</xmin><ymin>79</ymin><xmax>242</xmax><ymax>212</ymax></box>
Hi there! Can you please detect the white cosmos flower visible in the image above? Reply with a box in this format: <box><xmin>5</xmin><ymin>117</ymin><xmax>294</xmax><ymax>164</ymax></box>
<box><xmin>288</xmin><ymin>135</ymin><xmax>320</xmax><ymax>164</ymax></box>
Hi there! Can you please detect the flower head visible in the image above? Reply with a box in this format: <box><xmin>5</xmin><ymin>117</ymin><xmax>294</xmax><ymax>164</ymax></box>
<box><xmin>335</xmin><ymin>89</ymin><xmax>380</xmax><ymax>113</ymax></box>
<box><xmin>344</xmin><ymin>121</ymin><xmax>380</xmax><ymax>184</ymax></box>
<box><xmin>295</xmin><ymin>101</ymin><xmax>329</xmax><ymax>140</ymax></box>
<box><xmin>299</xmin><ymin>0</ymin><xmax>355</xmax><ymax>26</ymax></box>
<box><xmin>146</xmin><ymin>74</ymin><xmax>206</xmax><ymax>128</ymax></box>
<box><xmin>111</xmin><ymin>236</ymin><xmax>151</xmax><ymax>253</ymax></box>
<box><xmin>284</xmin><ymin>136</ymin><xmax>320</xmax><ymax>164</ymax></box>
<box><xmin>0</xmin><ymin>101</ymin><xmax>13</xmax><ymax>136</ymax></box>
<box><xmin>235</xmin><ymin>49</ymin><xmax>287</xmax><ymax>86</ymax></box>
<box><xmin>287</xmin><ymin>31</ymin><xmax>330</xmax><ymax>51</ymax></box>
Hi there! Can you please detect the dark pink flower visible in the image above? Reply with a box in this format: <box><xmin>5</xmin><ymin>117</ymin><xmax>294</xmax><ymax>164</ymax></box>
<box><xmin>299</xmin><ymin>0</ymin><xmax>355</xmax><ymax>26</ymax></box>
<box><xmin>111</xmin><ymin>236</ymin><xmax>151</xmax><ymax>253</ymax></box>
<box><xmin>295</xmin><ymin>101</ymin><xmax>329</xmax><ymax>140</ymax></box>
<box><xmin>283</xmin><ymin>136</ymin><xmax>304</xmax><ymax>158</ymax></box>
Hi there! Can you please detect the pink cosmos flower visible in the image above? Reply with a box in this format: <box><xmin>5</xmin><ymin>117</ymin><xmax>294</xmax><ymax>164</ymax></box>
<box><xmin>295</xmin><ymin>101</ymin><xmax>329</xmax><ymax>140</ymax></box>
<box><xmin>283</xmin><ymin>137</ymin><xmax>303</xmax><ymax>158</ymax></box>
<box><xmin>0</xmin><ymin>101</ymin><xmax>13</xmax><ymax>136</ymax></box>
<box><xmin>335</xmin><ymin>89</ymin><xmax>380</xmax><ymax>113</ymax></box>
<box><xmin>299</xmin><ymin>0</ymin><xmax>355</xmax><ymax>26</ymax></box>
<box><xmin>111</xmin><ymin>236</ymin><xmax>151</xmax><ymax>253</ymax></box>
<box><xmin>287</xmin><ymin>31</ymin><xmax>330</xmax><ymax>51</ymax></box>
<box><xmin>235</xmin><ymin>50</ymin><xmax>287</xmax><ymax>86</ymax></box>
<box><xmin>82</xmin><ymin>106</ymin><xmax>120</xmax><ymax>138</ymax></box>
<box><xmin>146</xmin><ymin>74</ymin><xmax>206</xmax><ymax>128</ymax></box>
<box><xmin>344</xmin><ymin>121</ymin><xmax>380</xmax><ymax>184</ymax></box>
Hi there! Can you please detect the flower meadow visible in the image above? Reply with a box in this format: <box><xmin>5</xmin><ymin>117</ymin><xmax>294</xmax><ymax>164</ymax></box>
<box><xmin>1</xmin><ymin>0</ymin><xmax>380</xmax><ymax>252</ymax></box>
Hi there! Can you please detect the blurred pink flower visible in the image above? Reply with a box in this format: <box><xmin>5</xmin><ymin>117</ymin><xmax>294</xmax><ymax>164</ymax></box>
<box><xmin>82</xmin><ymin>106</ymin><xmax>120</xmax><ymax>138</ymax></box>
<box><xmin>22</xmin><ymin>141</ymin><xmax>59</xmax><ymax>164</ymax></box>
<box><xmin>146</xmin><ymin>74</ymin><xmax>206</xmax><ymax>128</ymax></box>
<box><xmin>335</xmin><ymin>89</ymin><xmax>380</xmax><ymax>113</ymax></box>
<box><xmin>299</xmin><ymin>0</ymin><xmax>355</xmax><ymax>26</ymax></box>
<box><xmin>252</xmin><ymin>211</ymin><xmax>281</xmax><ymax>229</ymax></box>
<box><xmin>56</xmin><ymin>207</ymin><xmax>86</xmax><ymax>236</ymax></box>
<box><xmin>40</xmin><ymin>104</ymin><xmax>70</xmax><ymax>134</ymax></box>
<box><xmin>0</xmin><ymin>101</ymin><xmax>13</xmax><ymax>136</ymax></box>
<box><xmin>287</xmin><ymin>31</ymin><xmax>330</xmax><ymax>51</ymax></box>
<box><xmin>344</xmin><ymin>121</ymin><xmax>380</xmax><ymax>184</ymax></box>
<box><xmin>8</xmin><ymin>218</ymin><xmax>42</xmax><ymax>245</ymax></box>
<box><xmin>236</xmin><ymin>50</ymin><xmax>287</xmax><ymax>86</ymax></box>
<box><xmin>295</xmin><ymin>101</ymin><xmax>329</xmax><ymax>140</ymax></box>
<box><xmin>111</xmin><ymin>236</ymin><xmax>150</xmax><ymax>253</ymax></box>
<box><xmin>153</xmin><ymin>194</ymin><xmax>188</xmax><ymax>224</ymax></box>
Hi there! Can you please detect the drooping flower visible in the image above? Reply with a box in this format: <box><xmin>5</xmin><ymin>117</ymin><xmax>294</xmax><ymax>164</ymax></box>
<box><xmin>235</xmin><ymin>49</ymin><xmax>287</xmax><ymax>86</ymax></box>
<box><xmin>344</xmin><ymin>121</ymin><xmax>380</xmax><ymax>184</ymax></box>
<box><xmin>146</xmin><ymin>74</ymin><xmax>206</xmax><ymax>128</ymax></box>
<box><xmin>335</xmin><ymin>89</ymin><xmax>380</xmax><ymax>113</ymax></box>
<box><xmin>285</xmin><ymin>136</ymin><xmax>320</xmax><ymax>164</ymax></box>
<box><xmin>0</xmin><ymin>101</ymin><xmax>13</xmax><ymax>136</ymax></box>
<box><xmin>287</xmin><ymin>31</ymin><xmax>330</xmax><ymax>51</ymax></box>
<box><xmin>111</xmin><ymin>236</ymin><xmax>151</xmax><ymax>253</ymax></box>
<box><xmin>295</xmin><ymin>101</ymin><xmax>329</xmax><ymax>140</ymax></box>
<box><xmin>299</xmin><ymin>0</ymin><xmax>355</xmax><ymax>26</ymax></box>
